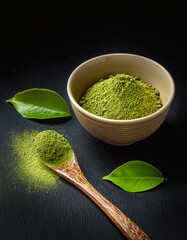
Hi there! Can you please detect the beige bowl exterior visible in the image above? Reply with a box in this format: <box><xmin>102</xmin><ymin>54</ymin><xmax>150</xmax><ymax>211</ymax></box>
<box><xmin>67</xmin><ymin>53</ymin><xmax>175</xmax><ymax>145</ymax></box>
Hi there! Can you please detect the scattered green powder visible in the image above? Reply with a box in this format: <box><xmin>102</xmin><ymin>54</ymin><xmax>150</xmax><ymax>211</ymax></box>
<box><xmin>11</xmin><ymin>130</ymin><xmax>60</xmax><ymax>193</ymax></box>
<box><xmin>34</xmin><ymin>130</ymin><xmax>73</xmax><ymax>168</ymax></box>
<box><xmin>79</xmin><ymin>73</ymin><xmax>163</xmax><ymax>120</ymax></box>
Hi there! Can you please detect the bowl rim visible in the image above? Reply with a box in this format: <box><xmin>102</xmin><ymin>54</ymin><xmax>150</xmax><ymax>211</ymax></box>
<box><xmin>67</xmin><ymin>53</ymin><xmax>175</xmax><ymax>125</ymax></box>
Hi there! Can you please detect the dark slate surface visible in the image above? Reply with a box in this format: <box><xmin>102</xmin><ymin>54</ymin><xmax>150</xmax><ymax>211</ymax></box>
<box><xmin>0</xmin><ymin>2</ymin><xmax>186</xmax><ymax>240</ymax></box>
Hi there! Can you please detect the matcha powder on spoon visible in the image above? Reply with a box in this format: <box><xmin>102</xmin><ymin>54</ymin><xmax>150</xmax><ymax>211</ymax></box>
<box><xmin>34</xmin><ymin>130</ymin><xmax>73</xmax><ymax>167</ymax></box>
<box><xmin>79</xmin><ymin>73</ymin><xmax>163</xmax><ymax>120</ymax></box>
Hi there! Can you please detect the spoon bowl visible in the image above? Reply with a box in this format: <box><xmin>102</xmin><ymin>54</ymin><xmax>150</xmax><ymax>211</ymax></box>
<box><xmin>35</xmin><ymin>130</ymin><xmax>150</xmax><ymax>240</ymax></box>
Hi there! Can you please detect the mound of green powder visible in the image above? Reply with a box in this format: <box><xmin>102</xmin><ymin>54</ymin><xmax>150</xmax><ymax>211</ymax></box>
<box><xmin>11</xmin><ymin>130</ymin><xmax>60</xmax><ymax>193</ymax></box>
<box><xmin>79</xmin><ymin>73</ymin><xmax>163</xmax><ymax>120</ymax></box>
<box><xmin>34</xmin><ymin>130</ymin><xmax>73</xmax><ymax>167</ymax></box>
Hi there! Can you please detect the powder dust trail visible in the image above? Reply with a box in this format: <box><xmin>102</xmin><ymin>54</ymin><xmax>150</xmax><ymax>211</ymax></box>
<box><xmin>10</xmin><ymin>130</ymin><xmax>60</xmax><ymax>194</ymax></box>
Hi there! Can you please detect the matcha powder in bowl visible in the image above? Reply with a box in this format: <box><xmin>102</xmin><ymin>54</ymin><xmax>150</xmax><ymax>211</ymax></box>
<box><xmin>10</xmin><ymin>130</ymin><xmax>60</xmax><ymax>193</ymax></box>
<box><xmin>79</xmin><ymin>73</ymin><xmax>163</xmax><ymax>120</ymax></box>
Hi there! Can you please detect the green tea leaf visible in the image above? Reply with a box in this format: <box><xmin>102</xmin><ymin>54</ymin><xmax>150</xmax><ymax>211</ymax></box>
<box><xmin>102</xmin><ymin>160</ymin><xmax>166</xmax><ymax>192</ymax></box>
<box><xmin>6</xmin><ymin>88</ymin><xmax>71</xmax><ymax>119</ymax></box>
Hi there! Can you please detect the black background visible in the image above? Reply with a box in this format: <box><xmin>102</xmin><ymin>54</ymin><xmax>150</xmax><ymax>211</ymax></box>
<box><xmin>0</xmin><ymin>1</ymin><xmax>186</xmax><ymax>240</ymax></box>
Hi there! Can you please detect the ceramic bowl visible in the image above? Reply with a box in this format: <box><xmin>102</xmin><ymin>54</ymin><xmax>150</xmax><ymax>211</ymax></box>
<box><xmin>67</xmin><ymin>53</ymin><xmax>175</xmax><ymax>146</ymax></box>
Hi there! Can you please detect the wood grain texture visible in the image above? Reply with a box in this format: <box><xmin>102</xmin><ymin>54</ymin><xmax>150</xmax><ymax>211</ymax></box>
<box><xmin>52</xmin><ymin>154</ymin><xmax>150</xmax><ymax>240</ymax></box>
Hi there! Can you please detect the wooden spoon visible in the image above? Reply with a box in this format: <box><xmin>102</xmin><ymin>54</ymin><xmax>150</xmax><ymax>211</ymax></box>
<box><xmin>34</xmin><ymin>130</ymin><xmax>150</xmax><ymax>239</ymax></box>
<box><xmin>43</xmin><ymin>152</ymin><xmax>150</xmax><ymax>240</ymax></box>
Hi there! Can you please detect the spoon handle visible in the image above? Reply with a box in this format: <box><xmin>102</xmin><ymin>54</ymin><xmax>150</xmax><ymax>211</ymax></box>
<box><xmin>54</xmin><ymin>159</ymin><xmax>150</xmax><ymax>240</ymax></box>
